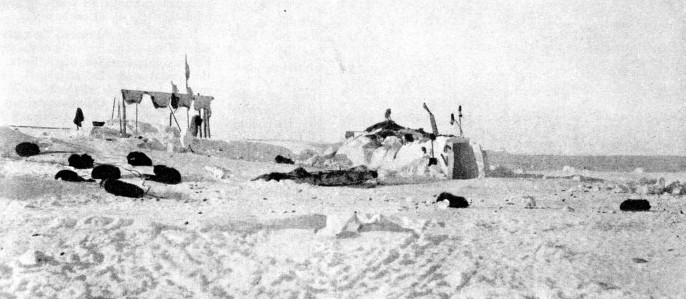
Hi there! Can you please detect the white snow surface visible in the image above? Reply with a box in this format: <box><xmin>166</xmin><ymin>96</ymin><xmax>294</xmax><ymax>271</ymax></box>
<box><xmin>1</xmin><ymin>126</ymin><xmax>686</xmax><ymax>298</ymax></box>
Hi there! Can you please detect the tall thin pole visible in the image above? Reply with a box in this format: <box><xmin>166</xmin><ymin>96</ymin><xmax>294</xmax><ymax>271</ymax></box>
<box><xmin>120</xmin><ymin>90</ymin><xmax>127</xmax><ymax>135</ymax></box>
<box><xmin>122</xmin><ymin>100</ymin><xmax>127</xmax><ymax>135</ymax></box>
<box><xmin>203</xmin><ymin>108</ymin><xmax>208</xmax><ymax>138</ymax></box>
<box><xmin>111</xmin><ymin>97</ymin><xmax>116</xmax><ymax>120</ymax></box>
<box><xmin>135</xmin><ymin>103</ymin><xmax>139</xmax><ymax>135</ymax></box>
<box><xmin>117</xmin><ymin>99</ymin><xmax>122</xmax><ymax>133</ymax></box>
<box><xmin>199</xmin><ymin>109</ymin><xmax>204</xmax><ymax>138</ymax></box>
<box><xmin>167</xmin><ymin>105</ymin><xmax>183</xmax><ymax>132</ymax></box>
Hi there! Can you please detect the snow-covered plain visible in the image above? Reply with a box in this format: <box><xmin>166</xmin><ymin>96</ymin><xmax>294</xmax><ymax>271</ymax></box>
<box><xmin>1</xmin><ymin>126</ymin><xmax>685</xmax><ymax>298</ymax></box>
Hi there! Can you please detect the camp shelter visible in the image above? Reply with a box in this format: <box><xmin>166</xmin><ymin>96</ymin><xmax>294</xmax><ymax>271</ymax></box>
<box><xmin>117</xmin><ymin>89</ymin><xmax>214</xmax><ymax>138</ymax></box>
<box><xmin>332</xmin><ymin>120</ymin><xmax>487</xmax><ymax>180</ymax></box>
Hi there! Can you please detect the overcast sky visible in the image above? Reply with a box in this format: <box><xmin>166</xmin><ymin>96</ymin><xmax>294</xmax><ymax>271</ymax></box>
<box><xmin>1</xmin><ymin>0</ymin><xmax>684</xmax><ymax>155</ymax></box>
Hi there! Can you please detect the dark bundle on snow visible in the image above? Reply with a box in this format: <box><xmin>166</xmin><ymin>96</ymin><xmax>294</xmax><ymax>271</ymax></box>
<box><xmin>55</xmin><ymin>170</ymin><xmax>95</xmax><ymax>182</ymax></box>
<box><xmin>91</xmin><ymin>164</ymin><xmax>121</xmax><ymax>180</ymax></box>
<box><xmin>620</xmin><ymin>199</ymin><xmax>651</xmax><ymax>212</ymax></box>
<box><xmin>148</xmin><ymin>165</ymin><xmax>182</xmax><ymax>184</ymax></box>
<box><xmin>68</xmin><ymin>154</ymin><xmax>94</xmax><ymax>169</ymax></box>
<box><xmin>436</xmin><ymin>192</ymin><xmax>469</xmax><ymax>208</ymax></box>
<box><xmin>127</xmin><ymin>151</ymin><xmax>153</xmax><ymax>166</ymax></box>
<box><xmin>15</xmin><ymin>142</ymin><xmax>40</xmax><ymax>157</ymax></box>
<box><xmin>274</xmin><ymin>155</ymin><xmax>295</xmax><ymax>164</ymax></box>
<box><xmin>253</xmin><ymin>166</ymin><xmax>378</xmax><ymax>187</ymax></box>
<box><xmin>101</xmin><ymin>179</ymin><xmax>145</xmax><ymax>198</ymax></box>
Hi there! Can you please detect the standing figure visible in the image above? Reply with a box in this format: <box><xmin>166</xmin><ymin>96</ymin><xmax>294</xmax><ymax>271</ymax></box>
<box><xmin>73</xmin><ymin>108</ymin><xmax>84</xmax><ymax>130</ymax></box>
<box><xmin>190</xmin><ymin>115</ymin><xmax>203</xmax><ymax>137</ymax></box>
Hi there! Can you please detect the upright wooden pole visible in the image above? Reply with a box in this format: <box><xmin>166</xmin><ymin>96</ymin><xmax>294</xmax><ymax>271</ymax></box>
<box><xmin>203</xmin><ymin>108</ymin><xmax>208</xmax><ymax>138</ymax></box>
<box><xmin>167</xmin><ymin>105</ymin><xmax>183</xmax><ymax>132</ymax></box>
<box><xmin>111</xmin><ymin>97</ymin><xmax>116</xmax><ymax>120</ymax></box>
<box><xmin>122</xmin><ymin>100</ymin><xmax>127</xmax><ymax>135</ymax></box>
<box><xmin>186</xmin><ymin>107</ymin><xmax>190</xmax><ymax>128</ymax></box>
<box><xmin>118</xmin><ymin>100</ymin><xmax>122</xmax><ymax>133</ymax></box>
<box><xmin>207</xmin><ymin>111</ymin><xmax>211</xmax><ymax>139</ymax></box>
<box><xmin>135</xmin><ymin>103</ymin><xmax>139</xmax><ymax>135</ymax></box>
<box><xmin>198</xmin><ymin>108</ymin><xmax>205</xmax><ymax>138</ymax></box>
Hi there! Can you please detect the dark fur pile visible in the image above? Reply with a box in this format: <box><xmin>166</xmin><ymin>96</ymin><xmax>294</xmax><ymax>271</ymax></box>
<box><xmin>436</xmin><ymin>192</ymin><xmax>469</xmax><ymax>208</ymax></box>
<box><xmin>254</xmin><ymin>166</ymin><xmax>378</xmax><ymax>187</ymax></box>
<box><xmin>274</xmin><ymin>155</ymin><xmax>295</xmax><ymax>164</ymax></box>
<box><xmin>147</xmin><ymin>165</ymin><xmax>182</xmax><ymax>184</ymax></box>
<box><xmin>55</xmin><ymin>170</ymin><xmax>94</xmax><ymax>182</ymax></box>
<box><xmin>91</xmin><ymin>164</ymin><xmax>121</xmax><ymax>180</ymax></box>
<box><xmin>619</xmin><ymin>199</ymin><xmax>651</xmax><ymax>211</ymax></box>
<box><xmin>15</xmin><ymin>142</ymin><xmax>40</xmax><ymax>157</ymax></box>
<box><xmin>68</xmin><ymin>154</ymin><xmax>94</xmax><ymax>169</ymax></box>
<box><xmin>127</xmin><ymin>151</ymin><xmax>153</xmax><ymax>166</ymax></box>
<box><xmin>101</xmin><ymin>179</ymin><xmax>145</xmax><ymax>198</ymax></box>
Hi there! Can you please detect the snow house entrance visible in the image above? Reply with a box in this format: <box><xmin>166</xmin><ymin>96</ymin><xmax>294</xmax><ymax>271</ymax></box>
<box><xmin>450</xmin><ymin>141</ymin><xmax>480</xmax><ymax>179</ymax></box>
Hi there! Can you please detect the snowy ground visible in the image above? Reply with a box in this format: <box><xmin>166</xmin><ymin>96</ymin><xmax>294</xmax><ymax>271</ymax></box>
<box><xmin>1</xmin><ymin>126</ymin><xmax>685</xmax><ymax>298</ymax></box>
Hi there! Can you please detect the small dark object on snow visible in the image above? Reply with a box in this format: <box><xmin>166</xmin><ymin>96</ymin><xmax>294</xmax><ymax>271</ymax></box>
<box><xmin>55</xmin><ymin>170</ymin><xmax>94</xmax><ymax>182</ymax></box>
<box><xmin>91</xmin><ymin>164</ymin><xmax>121</xmax><ymax>180</ymax></box>
<box><xmin>275</xmin><ymin>155</ymin><xmax>295</xmax><ymax>164</ymax></box>
<box><xmin>127</xmin><ymin>151</ymin><xmax>153</xmax><ymax>166</ymax></box>
<box><xmin>620</xmin><ymin>199</ymin><xmax>651</xmax><ymax>212</ymax></box>
<box><xmin>404</xmin><ymin>134</ymin><xmax>414</xmax><ymax>142</ymax></box>
<box><xmin>436</xmin><ymin>192</ymin><xmax>469</xmax><ymax>208</ymax></box>
<box><xmin>68</xmin><ymin>154</ymin><xmax>94</xmax><ymax>169</ymax></box>
<box><xmin>15</xmin><ymin>142</ymin><xmax>40</xmax><ymax>157</ymax></box>
<box><xmin>101</xmin><ymin>179</ymin><xmax>144</xmax><ymax>198</ymax></box>
<box><xmin>428</xmin><ymin>157</ymin><xmax>438</xmax><ymax>166</ymax></box>
<box><xmin>92</xmin><ymin>121</ymin><xmax>105</xmax><ymax>127</ymax></box>
<box><xmin>632</xmin><ymin>258</ymin><xmax>648</xmax><ymax>263</ymax></box>
<box><xmin>148</xmin><ymin>165</ymin><xmax>182</xmax><ymax>184</ymax></box>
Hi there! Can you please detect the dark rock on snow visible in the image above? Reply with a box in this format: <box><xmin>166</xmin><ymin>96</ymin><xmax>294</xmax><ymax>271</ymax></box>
<box><xmin>436</xmin><ymin>192</ymin><xmax>469</xmax><ymax>208</ymax></box>
<box><xmin>274</xmin><ymin>155</ymin><xmax>295</xmax><ymax>164</ymax></box>
<box><xmin>55</xmin><ymin>170</ymin><xmax>94</xmax><ymax>182</ymax></box>
<box><xmin>101</xmin><ymin>179</ymin><xmax>145</xmax><ymax>198</ymax></box>
<box><xmin>15</xmin><ymin>142</ymin><xmax>40</xmax><ymax>157</ymax></box>
<box><xmin>620</xmin><ymin>199</ymin><xmax>651</xmax><ymax>212</ymax></box>
<box><xmin>91</xmin><ymin>164</ymin><xmax>121</xmax><ymax>181</ymax></box>
<box><xmin>68</xmin><ymin>154</ymin><xmax>94</xmax><ymax>169</ymax></box>
<box><xmin>127</xmin><ymin>151</ymin><xmax>153</xmax><ymax>166</ymax></box>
